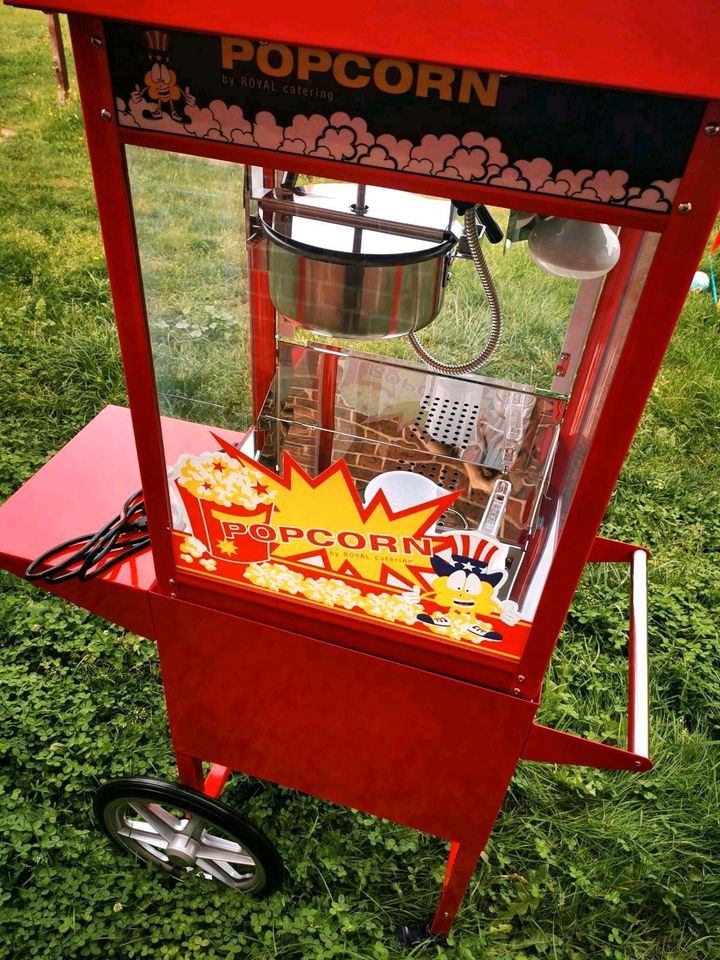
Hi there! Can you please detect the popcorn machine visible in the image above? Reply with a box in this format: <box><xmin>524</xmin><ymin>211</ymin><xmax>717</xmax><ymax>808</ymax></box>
<box><xmin>2</xmin><ymin>0</ymin><xmax>719</xmax><ymax>944</ymax></box>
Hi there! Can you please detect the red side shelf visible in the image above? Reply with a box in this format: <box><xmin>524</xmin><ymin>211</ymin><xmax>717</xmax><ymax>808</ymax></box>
<box><xmin>0</xmin><ymin>405</ymin><xmax>244</xmax><ymax>637</ymax></box>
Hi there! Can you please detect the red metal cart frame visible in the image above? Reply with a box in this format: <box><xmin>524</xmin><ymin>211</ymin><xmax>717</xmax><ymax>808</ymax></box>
<box><xmin>2</xmin><ymin>0</ymin><xmax>720</xmax><ymax>942</ymax></box>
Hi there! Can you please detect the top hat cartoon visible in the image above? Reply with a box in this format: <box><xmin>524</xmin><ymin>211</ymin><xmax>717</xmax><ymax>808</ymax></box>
<box><xmin>143</xmin><ymin>29</ymin><xmax>170</xmax><ymax>62</ymax></box>
<box><xmin>431</xmin><ymin>532</ymin><xmax>506</xmax><ymax>578</ymax></box>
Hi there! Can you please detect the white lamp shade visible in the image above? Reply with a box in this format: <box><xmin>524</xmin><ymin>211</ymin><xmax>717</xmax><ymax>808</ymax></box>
<box><xmin>528</xmin><ymin>217</ymin><xmax>621</xmax><ymax>280</ymax></box>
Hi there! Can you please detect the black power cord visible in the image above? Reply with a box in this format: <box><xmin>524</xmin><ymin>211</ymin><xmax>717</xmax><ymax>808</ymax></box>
<box><xmin>26</xmin><ymin>489</ymin><xmax>151</xmax><ymax>584</ymax></box>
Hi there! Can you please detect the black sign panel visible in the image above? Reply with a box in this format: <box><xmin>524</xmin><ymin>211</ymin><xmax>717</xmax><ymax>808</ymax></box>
<box><xmin>106</xmin><ymin>22</ymin><xmax>705</xmax><ymax>213</ymax></box>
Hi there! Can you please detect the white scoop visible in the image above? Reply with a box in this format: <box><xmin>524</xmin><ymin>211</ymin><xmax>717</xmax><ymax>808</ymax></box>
<box><xmin>363</xmin><ymin>470</ymin><xmax>445</xmax><ymax>513</ymax></box>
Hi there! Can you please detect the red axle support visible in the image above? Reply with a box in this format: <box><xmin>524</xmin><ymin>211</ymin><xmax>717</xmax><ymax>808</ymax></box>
<box><xmin>175</xmin><ymin>753</ymin><xmax>205</xmax><ymax>792</ymax></box>
<box><xmin>522</xmin><ymin>725</ymin><xmax>651</xmax><ymax>772</ymax></box>
<box><xmin>204</xmin><ymin>764</ymin><xmax>233</xmax><ymax>799</ymax></box>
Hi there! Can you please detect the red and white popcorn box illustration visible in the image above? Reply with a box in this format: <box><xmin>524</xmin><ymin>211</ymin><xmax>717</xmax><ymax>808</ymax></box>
<box><xmin>174</xmin><ymin>451</ymin><xmax>277</xmax><ymax>564</ymax></box>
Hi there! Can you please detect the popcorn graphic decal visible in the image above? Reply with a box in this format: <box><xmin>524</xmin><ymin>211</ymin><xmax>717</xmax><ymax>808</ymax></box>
<box><xmin>169</xmin><ymin>435</ymin><xmax>531</xmax><ymax>661</ymax></box>
<box><xmin>105</xmin><ymin>23</ymin><xmax>703</xmax><ymax>214</ymax></box>
<box><xmin>175</xmin><ymin>451</ymin><xmax>278</xmax><ymax>564</ymax></box>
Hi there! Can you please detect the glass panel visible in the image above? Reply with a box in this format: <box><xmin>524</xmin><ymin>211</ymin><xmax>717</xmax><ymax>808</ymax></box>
<box><xmin>124</xmin><ymin>150</ymin><xmax>631</xmax><ymax>665</ymax></box>
<box><xmin>254</xmin><ymin>341</ymin><xmax>564</xmax><ymax>598</ymax></box>
<box><xmin>557</xmin><ymin>232</ymin><xmax>658</xmax><ymax>532</ymax></box>
<box><xmin>126</xmin><ymin>146</ymin><xmax>251</xmax><ymax>431</ymax></box>
<box><xmin>410</xmin><ymin>215</ymin><xmax>581</xmax><ymax>389</ymax></box>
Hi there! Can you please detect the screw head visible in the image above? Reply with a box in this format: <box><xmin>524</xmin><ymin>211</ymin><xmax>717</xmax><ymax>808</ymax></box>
<box><xmin>90</xmin><ymin>35</ymin><xmax>103</xmax><ymax>47</ymax></box>
<box><xmin>512</xmin><ymin>687</ymin><xmax>521</xmax><ymax>696</ymax></box>
<box><xmin>704</xmin><ymin>122</ymin><xmax>720</xmax><ymax>137</ymax></box>
<box><xmin>677</xmin><ymin>202</ymin><xmax>692</xmax><ymax>215</ymax></box>
<box><xmin>100</xmin><ymin>108</ymin><xmax>112</xmax><ymax>122</ymax></box>
<box><xmin>634</xmin><ymin>760</ymin><xmax>642</xmax><ymax>768</ymax></box>
<box><xmin>517</xmin><ymin>675</ymin><xmax>526</xmax><ymax>682</ymax></box>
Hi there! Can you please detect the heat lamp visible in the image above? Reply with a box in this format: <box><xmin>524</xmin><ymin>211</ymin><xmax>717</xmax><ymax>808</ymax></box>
<box><xmin>527</xmin><ymin>216</ymin><xmax>621</xmax><ymax>279</ymax></box>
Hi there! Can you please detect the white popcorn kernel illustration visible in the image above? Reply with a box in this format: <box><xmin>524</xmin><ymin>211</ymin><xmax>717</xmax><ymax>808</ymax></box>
<box><xmin>179</xmin><ymin>535</ymin><xmax>208</xmax><ymax>559</ymax></box>
<box><xmin>361</xmin><ymin>592</ymin><xmax>421</xmax><ymax>625</ymax></box>
<box><xmin>177</xmin><ymin>452</ymin><xmax>277</xmax><ymax>510</ymax></box>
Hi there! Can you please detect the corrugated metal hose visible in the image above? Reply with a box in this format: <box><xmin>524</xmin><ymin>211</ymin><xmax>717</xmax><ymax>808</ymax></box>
<box><xmin>409</xmin><ymin>206</ymin><xmax>503</xmax><ymax>374</ymax></box>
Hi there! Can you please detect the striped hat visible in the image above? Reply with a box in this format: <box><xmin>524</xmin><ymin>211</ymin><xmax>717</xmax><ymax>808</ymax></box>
<box><xmin>144</xmin><ymin>30</ymin><xmax>170</xmax><ymax>60</ymax></box>
<box><xmin>431</xmin><ymin>532</ymin><xmax>506</xmax><ymax>577</ymax></box>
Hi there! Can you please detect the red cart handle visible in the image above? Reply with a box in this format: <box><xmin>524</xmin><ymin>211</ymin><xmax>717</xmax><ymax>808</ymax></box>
<box><xmin>628</xmin><ymin>549</ymin><xmax>649</xmax><ymax>760</ymax></box>
<box><xmin>522</xmin><ymin>538</ymin><xmax>652</xmax><ymax>772</ymax></box>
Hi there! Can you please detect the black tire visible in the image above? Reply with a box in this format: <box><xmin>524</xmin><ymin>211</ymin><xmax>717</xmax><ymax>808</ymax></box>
<box><xmin>94</xmin><ymin>777</ymin><xmax>283</xmax><ymax>896</ymax></box>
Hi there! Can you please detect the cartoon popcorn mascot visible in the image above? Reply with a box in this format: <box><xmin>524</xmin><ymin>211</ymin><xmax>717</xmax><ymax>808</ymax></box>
<box><xmin>407</xmin><ymin>532</ymin><xmax>520</xmax><ymax>644</ymax></box>
<box><xmin>131</xmin><ymin>29</ymin><xmax>194</xmax><ymax>123</ymax></box>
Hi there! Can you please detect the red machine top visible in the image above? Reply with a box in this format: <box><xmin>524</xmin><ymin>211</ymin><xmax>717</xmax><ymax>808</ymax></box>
<box><xmin>7</xmin><ymin>0</ymin><xmax>720</xmax><ymax>101</ymax></box>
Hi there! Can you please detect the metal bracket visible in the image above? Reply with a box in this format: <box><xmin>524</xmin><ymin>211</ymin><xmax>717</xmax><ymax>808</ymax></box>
<box><xmin>555</xmin><ymin>351</ymin><xmax>571</xmax><ymax>377</ymax></box>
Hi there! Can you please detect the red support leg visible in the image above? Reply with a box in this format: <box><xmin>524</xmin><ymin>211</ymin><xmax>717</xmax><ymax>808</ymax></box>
<box><xmin>204</xmin><ymin>763</ymin><xmax>232</xmax><ymax>798</ymax></box>
<box><xmin>429</xmin><ymin>841</ymin><xmax>484</xmax><ymax>938</ymax></box>
<box><xmin>175</xmin><ymin>752</ymin><xmax>204</xmax><ymax>792</ymax></box>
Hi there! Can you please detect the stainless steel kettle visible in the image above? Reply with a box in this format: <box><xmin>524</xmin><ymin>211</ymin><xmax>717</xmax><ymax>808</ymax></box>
<box><xmin>260</xmin><ymin>182</ymin><xmax>458</xmax><ymax>340</ymax></box>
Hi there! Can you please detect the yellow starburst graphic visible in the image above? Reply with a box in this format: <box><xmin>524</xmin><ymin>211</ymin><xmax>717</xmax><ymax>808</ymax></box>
<box><xmin>216</xmin><ymin>538</ymin><xmax>237</xmax><ymax>556</ymax></box>
<box><xmin>268</xmin><ymin>457</ymin><xmax>444</xmax><ymax>582</ymax></box>
<box><xmin>210</xmin><ymin>435</ymin><xmax>458</xmax><ymax>585</ymax></box>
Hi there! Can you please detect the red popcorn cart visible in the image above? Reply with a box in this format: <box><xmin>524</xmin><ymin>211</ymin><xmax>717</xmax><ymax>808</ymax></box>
<box><xmin>1</xmin><ymin>0</ymin><xmax>719</xmax><ymax>944</ymax></box>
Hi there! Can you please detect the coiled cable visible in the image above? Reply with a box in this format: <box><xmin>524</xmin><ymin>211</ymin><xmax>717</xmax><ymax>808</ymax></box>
<box><xmin>409</xmin><ymin>206</ymin><xmax>503</xmax><ymax>374</ymax></box>
<box><xmin>26</xmin><ymin>489</ymin><xmax>150</xmax><ymax>584</ymax></box>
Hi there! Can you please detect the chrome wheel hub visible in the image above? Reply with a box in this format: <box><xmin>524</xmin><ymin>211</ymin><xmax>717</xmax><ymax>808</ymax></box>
<box><xmin>103</xmin><ymin>797</ymin><xmax>265</xmax><ymax>890</ymax></box>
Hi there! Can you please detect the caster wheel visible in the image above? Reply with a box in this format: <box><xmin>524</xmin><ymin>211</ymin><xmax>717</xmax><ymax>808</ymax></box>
<box><xmin>396</xmin><ymin>922</ymin><xmax>443</xmax><ymax>948</ymax></box>
<box><xmin>94</xmin><ymin>777</ymin><xmax>283</xmax><ymax>895</ymax></box>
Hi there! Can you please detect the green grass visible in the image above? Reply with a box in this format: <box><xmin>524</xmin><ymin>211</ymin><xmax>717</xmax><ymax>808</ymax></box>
<box><xmin>1</xmin><ymin>7</ymin><xmax>720</xmax><ymax>959</ymax></box>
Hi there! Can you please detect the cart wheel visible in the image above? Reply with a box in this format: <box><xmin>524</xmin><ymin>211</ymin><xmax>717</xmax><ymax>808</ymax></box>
<box><xmin>94</xmin><ymin>777</ymin><xmax>283</xmax><ymax>895</ymax></box>
<box><xmin>396</xmin><ymin>922</ymin><xmax>440</xmax><ymax>948</ymax></box>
